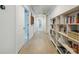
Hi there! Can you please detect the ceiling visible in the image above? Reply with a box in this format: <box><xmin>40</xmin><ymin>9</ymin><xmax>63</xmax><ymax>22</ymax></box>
<box><xmin>29</xmin><ymin>5</ymin><xmax>56</xmax><ymax>15</ymax></box>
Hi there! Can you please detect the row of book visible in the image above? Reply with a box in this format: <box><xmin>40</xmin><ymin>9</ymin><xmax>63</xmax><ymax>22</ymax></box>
<box><xmin>66</xmin><ymin>13</ymin><xmax>79</xmax><ymax>24</ymax></box>
<box><xmin>68</xmin><ymin>41</ymin><xmax>79</xmax><ymax>53</ymax></box>
<box><xmin>68</xmin><ymin>32</ymin><xmax>79</xmax><ymax>53</ymax></box>
<box><xmin>70</xmin><ymin>25</ymin><xmax>79</xmax><ymax>32</ymax></box>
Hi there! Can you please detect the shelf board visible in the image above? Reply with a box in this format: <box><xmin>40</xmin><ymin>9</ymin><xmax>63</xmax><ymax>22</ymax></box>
<box><xmin>57</xmin><ymin>24</ymin><xmax>66</xmax><ymax>25</ymax></box>
<box><xmin>52</xmin><ymin>29</ymin><xmax>55</xmax><ymax>31</ymax></box>
<box><xmin>56</xmin><ymin>23</ymin><xmax>79</xmax><ymax>25</ymax></box>
<box><xmin>58</xmin><ymin>40</ymin><xmax>76</xmax><ymax>54</ymax></box>
<box><xmin>51</xmin><ymin>30</ymin><xmax>77</xmax><ymax>54</ymax></box>
<box><xmin>58</xmin><ymin>46</ymin><xmax>71</xmax><ymax>54</ymax></box>
<box><xmin>58</xmin><ymin>32</ymin><xmax>79</xmax><ymax>43</ymax></box>
<box><xmin>51</xmin><ymin>39</ymin><xmax>62</xmax><ymax>54</ymax></box>
<box><xmin>69</xmin><ymin>31</ymin><xmax>79</xmax><ymax>35</ymax></box>
<box><xmin>52</xmin><ymin>29</ymin><xmax>79</xmax><ymax>43</ymax></box>
<box><xmin>50</xmin><ymin>35</ymin><xmax>62</xmax><ymax>54</ymax></box>
<box><xmin>68</xmin><ymin>23</ymin><xmax>79</xmax><ymax>25</ymax></box>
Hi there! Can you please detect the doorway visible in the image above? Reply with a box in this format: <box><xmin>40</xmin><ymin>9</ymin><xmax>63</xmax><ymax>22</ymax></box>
<box><xmin>24</xmin><ymin>8</ymin><xmax>29</xmax><ymax>42</ymax></box>
<box><xmin>38</xmin><ymin>19</ymin><xmax>42</xmax><ymax>31</ymax></box>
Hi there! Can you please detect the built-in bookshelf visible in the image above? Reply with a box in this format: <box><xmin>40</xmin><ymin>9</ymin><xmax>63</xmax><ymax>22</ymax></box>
<box><xmin>50</xmin><ymin>6</ymin><xmax>79</xmax><ymax>54</ymax></box>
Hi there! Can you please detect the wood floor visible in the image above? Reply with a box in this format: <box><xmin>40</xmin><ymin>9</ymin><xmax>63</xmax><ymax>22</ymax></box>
<box><xmin>19</xmin><ymin>32</ymin><xmax>58</xmax><ymax>54</ymax></box>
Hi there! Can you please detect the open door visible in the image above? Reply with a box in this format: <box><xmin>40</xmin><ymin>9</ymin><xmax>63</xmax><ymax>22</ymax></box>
<box><xmin>24</xmin><ymin>8</ymin><xmax>29</xmax><ymax>42</ymax></box>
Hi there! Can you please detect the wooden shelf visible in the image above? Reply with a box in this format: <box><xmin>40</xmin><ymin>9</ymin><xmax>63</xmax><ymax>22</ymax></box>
<box><xmin>50</xmin><ymin>33</ymin><xmax>62</xmax><ymax>54</ymax></box>
<box><xmin>58</xmin><ymin>32</ymin><xmax>79</xmax><ymax>43</ymax></box>
<box><xmin>57</xmin><ymin>23</ymin><xmax>79</xmax><ymax>25</ymax></box>
<box><xmin>70</xmin><ymin>31</ymin><xmax>79</xmax><ymax>35</ymax></box>
<box><xmin>52</xmin><ymin>29</ymin><xmax>79</xmax><ymax>43</ymax></box>
<box><xmin>68</xmin><ymin>23</ymin><xmax>79</xmax><ymax>25</ymax></box>
<box><xmin>51</xmin><ymin>30</ymin><xmax>77</xmax><ymax>54</ymax></box>
<box><xmin>50</xmin><ymin>6</ymin><xmax>79</xmax><ymax>54</ymax></box>
<box><xmin>58</xmin><ymin>40</ymin><xmax>76</xmax><ymax>54</ymax></box>
<box><xmin>50</xmin><ymin>38</ymin><xmax>62</xmax><ymax>54</ymax></box>
<box><xmin>57</xmin><ymin>24</ymin><xmax>66</xmax><ymax>25</ymax></box>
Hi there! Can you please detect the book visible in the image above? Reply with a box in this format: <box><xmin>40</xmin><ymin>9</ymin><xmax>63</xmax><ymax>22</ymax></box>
<box><xmin>76</xmin><ymin>13</ymin><xmax>79</xmax><ymax>23</ymax></box>
<box><xmin>72</xmin><ymin>16</ymin><xmax>75</xmax><ymax>24</ymax></box>
<box><xmin>70</xmin><ymin>16</ymin><xmax>72</xmax><ymax>23</ymax></box>
<box><xmin>66</xmin><ymin>16</ymin><xmax>69</xmax><ymax>24</ymax></box>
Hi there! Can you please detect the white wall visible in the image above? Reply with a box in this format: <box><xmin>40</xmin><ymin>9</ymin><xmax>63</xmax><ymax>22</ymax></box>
<box><xmin>29</xmin><ymin>22</ymin><xmax>34</xmax><ymax>40</ymax></box>
<box><xmin>29</xmin><ymin>11</ymin><xmax>34</xmax><ymax>40</ymax></box>
<box><xmin>16</xmin><ymin>6</ymin><xmax>25</xmax><ymax>53</ymax></box>
<box><xmin>0</xmin><ymin>5</ymin><xmax>16</xmax><ymax>53</ymax></box>
<box><xmin>16</xmin><ymin>5</ymin><xmax>35</xmax><ymax>53</ymax></box>
<box><xmin>0</xmin><ymin>5</ymin><xmax>35</xmax><ymax>53</ymax></box>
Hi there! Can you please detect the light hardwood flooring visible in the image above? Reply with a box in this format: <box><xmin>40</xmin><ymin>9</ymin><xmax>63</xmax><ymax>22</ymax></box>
<box><xmin>19</xmin><ymin>32</ymin><xmax>58</xmax><ymax>54</ymax></box>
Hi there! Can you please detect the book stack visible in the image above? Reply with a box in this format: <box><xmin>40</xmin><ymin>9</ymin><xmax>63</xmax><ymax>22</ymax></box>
<box><xmin>66</xmin><ymin>16</ymin><xmax>76</xmax><ymax>24</ymax></box>
<box><xmin>68</xmin><ymin>41</ymin><xmax>79</xmax><ymax>53</ymax></box>
<box><xmin>72</xmin><ymin>44</ymin><xmax>79</xmax><ymax>53</ymax></box>
<box><xmin>70</xmin><ymin>25</ymin><xmax>78</xmax><ymax>32</ymax></box>
<box><xmin>76</xmin><ymin>13</ymin><xmax>79</xmax><ymax>23</ymax></box>
<box><xmin>66</xmin><ymin>13</ymin><xmax>79</xmax><ymax>24</ymax></box>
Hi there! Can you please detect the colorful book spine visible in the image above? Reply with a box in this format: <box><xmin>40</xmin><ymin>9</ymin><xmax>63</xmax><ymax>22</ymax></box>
<box><xmin>68</xmin><ymin>16</ymin><xmax>70</xmax><ymax>24</ymax></box>
<box><xmin>72</xmin><ymin>16</ymin><xmax>75</xmax><ymax>24</ymax></box>
<box><xmin>66</xmin><ymin>16</ymin><xmax>69</xmax><ymax>24</ymax></box>
<box><xmin>70</xmin><ymin>16</ymin><xmax>72</xmax><ymax>24</ymax></box>
<box><xmin>76</xmin><ymin>13</ymin><xmax>79</xmax><ymax>23</ymax></box>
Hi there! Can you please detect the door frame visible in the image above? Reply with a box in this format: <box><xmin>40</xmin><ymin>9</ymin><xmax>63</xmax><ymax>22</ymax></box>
<box><xmin>24</xmin><ymin>7</ymin><xmax>29</xmax><ymax>42</ymax></box>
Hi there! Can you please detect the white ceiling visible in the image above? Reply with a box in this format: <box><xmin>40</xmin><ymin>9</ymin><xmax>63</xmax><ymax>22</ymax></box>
<box><xmin>29</xmin><ymin>5</ymin><xmax>56</xmax><ymax>15</ymax></box>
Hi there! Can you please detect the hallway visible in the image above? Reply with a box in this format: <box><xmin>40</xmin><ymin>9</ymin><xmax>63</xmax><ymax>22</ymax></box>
<box><xmin>0</xmin><ymin>5</ymin><xmax>79</xmax><ymax>54</ymax></box>
<box><xmin>19</xmin><ymin>32</ymin><xmax>58</xmax><ymax>54</ymax></box>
